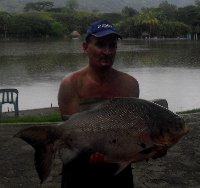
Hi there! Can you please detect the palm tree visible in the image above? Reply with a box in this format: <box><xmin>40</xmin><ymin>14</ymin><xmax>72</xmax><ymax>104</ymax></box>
<box><xmin>137</xmin><ymin>9</ymin><xmax>159</xmax><ymax>39</ymax></box>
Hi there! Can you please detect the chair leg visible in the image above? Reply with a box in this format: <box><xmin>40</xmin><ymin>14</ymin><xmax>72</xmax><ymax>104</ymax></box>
<box><xmin>14</xmin><ymin>103</ymin><xmax>19</xmax><ymax>117</ymax></box>
<box><xmin>14</xmin><ymin>103</ymin><xmax>19</xmax><ymax>116</ymax></box>
<box><xmin>0</xmin><ymin>103</ymin><xmax>2</xmax><ymax>118</ymax></box>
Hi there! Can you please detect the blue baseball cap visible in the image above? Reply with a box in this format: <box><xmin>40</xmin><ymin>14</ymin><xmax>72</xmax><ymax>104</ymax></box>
<box><xmin>85</xmin><ymin>20</ymin><xmax>122</xmax><ymax>40</ymax></box>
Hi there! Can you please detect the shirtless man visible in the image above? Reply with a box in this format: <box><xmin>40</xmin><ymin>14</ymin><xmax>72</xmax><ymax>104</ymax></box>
<box><xmin>58</xmin><ymin>19</ymin><xmax>139</xmax><ymax>188</ymax></box>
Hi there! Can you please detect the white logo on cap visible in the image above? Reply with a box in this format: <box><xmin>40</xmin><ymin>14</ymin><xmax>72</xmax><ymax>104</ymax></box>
<box><xmin>97</xmin><ymin>24</ymin><xmax>113</xmax><ymax>29</ymax></box>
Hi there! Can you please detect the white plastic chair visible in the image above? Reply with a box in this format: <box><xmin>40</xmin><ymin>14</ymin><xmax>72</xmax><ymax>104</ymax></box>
<box><xmin>0</xmin><ymin>89</ymin><xmax>19</xmax><ymax>117</ymax></box>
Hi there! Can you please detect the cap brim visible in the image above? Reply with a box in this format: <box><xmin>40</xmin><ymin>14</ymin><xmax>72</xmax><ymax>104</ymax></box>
<box><xmin>92</xmin><ymin>29</ymin><xmax>122</xmax><ymax>39</ymax></box>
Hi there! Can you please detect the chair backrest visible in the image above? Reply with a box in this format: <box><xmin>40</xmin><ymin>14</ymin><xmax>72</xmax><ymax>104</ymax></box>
<box><xmin>0</xmin><ymin>88</ymin><xmax>19</xmax><ymax>117</ymax></box>
<box><xmin>0</xmin><ymin>89</ymin><xmax>18</xmax><ymax>104</ymax></box>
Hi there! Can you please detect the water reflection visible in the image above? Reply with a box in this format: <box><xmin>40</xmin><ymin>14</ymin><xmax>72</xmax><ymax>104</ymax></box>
<box><xmin>0</xmin><ymin>39</ymin><xmax>199</xmax><ymax>112</ymax></box>
<box><xmin>127</xmin><ymin>67</ymin><xmax>200</xmax><ymax>112</ymax></box>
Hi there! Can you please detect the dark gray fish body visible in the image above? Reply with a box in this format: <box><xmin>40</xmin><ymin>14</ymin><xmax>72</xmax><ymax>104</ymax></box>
<box><xmin>15</xmin><ymin>97</ymin><xmax>190</xmax><ymax>183</ymax></box>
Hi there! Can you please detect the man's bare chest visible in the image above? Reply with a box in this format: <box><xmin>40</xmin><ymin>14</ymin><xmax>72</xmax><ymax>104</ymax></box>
<box><xmin>78</xmin><ymin>82</ymin><xmax>128</xmax><ymax>99</ymax></box>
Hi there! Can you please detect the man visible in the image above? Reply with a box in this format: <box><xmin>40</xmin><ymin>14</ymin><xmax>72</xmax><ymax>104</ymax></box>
<box><xmin>58</xmin><ymin>20</ymin><xmax>139</xmax><ymax>188</ymax></box>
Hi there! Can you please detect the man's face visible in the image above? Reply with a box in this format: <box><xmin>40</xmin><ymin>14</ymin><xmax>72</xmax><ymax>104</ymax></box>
<box><xmin>83</xmin><ymin>34</ymin><xmax>118</xmax><ymax>69</ymax></box>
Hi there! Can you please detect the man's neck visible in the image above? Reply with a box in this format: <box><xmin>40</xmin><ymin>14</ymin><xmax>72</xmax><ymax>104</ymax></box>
<box><xmin>86</xmin><ymin>65</ymin><xmax>115</xmax><ymax>83</ymax></box>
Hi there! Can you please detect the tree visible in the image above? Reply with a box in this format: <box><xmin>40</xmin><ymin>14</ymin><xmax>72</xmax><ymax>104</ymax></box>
<box><xmin>116</xmin><ymin>17</ymin><xmax>140</xmax><ymax>38</ymax></box>
<box><xmin>24</xmin><ymin>1</ymin><xmax>54</xmax><ymax>12</ymax></box>
<box><xmin>195</xmin><ymin>0</ymin><xmax>200</xmax><ymax>7</ymax></box>
<box><xmin>157</xmin><ymin>1</ymin><xmax>177</xmax><ymax>21</ymax></box>
<box><xmin>99</xmin><ymin>13</ymin><xmax>123</xmax><ymax>24</ymax></box>
<box><xmin>137</xmin><ymin>9</ymin><xmax>159</xmax><ymax>38</ymax></box>
<box><xmin>9</xmin><ymin>12</ymin><xmax>63</xmax><ymax>38</ymax></box>
<box><xmin>121</xmin><ymin>6</ymin><xmax>138</xmax><ymax>17</ymax></box>
<box><xmin>51</xmin><ymin>12</ymin><xmax>78</xmax><ymax>35</ymax></box>
<box><xmin>65</xmin><ymin>0</ymin><xmax>79</xmax><ymax>12</ymax></box>
<box><xmin>158</xmin><ymin>21</ymin><xmax>191</xmax><ymax>38</ymax></box>
<box><xmin>0</xmin><ymin>11</ymin><xmax>11</xmax><ymax>39</ymax></box>
<box><xmin>177</xmin><ymin>5</ymin><xmax>200</xmax><ymax>26</ymax></box>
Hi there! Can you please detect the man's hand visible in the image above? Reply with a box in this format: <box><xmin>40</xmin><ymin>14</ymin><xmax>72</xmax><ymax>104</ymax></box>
<box><xmin>89</xmin><ymin>152</ymin><xmax>104</xmax><ymax>164</ymax></box>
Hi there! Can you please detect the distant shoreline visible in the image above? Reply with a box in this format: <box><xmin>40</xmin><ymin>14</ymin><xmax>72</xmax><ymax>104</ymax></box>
<box><xmin>2</xmin><ymin>107</ymin><xmax>59</xmax><ymax>117</ymax></box>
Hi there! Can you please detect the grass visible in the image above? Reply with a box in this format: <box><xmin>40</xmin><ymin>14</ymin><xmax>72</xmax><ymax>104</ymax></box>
<box><xmin>0</xmin><ymin>108</ymin><xmax>200</xmax><ymax>123</ymax></box>
<box><xmin>176</xmin><ymin>108</ymin><xmax>200</xmax><ymax>114</ymax></box>
<box><xmin>0</xmin><ymin>113</ymin><xmax>62</xmax><ymax>123</ymax></box>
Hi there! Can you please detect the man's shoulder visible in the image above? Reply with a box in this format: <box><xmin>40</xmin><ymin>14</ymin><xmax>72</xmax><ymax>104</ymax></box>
<box><xmin>62</xmin><ymin>68</ymin><xmax>86</xmax><ymax>85</ymax></box>
<box><xmin>114</xmin><ymin>69</ymin><xmax>138</xmax><ymax>83</ymax></box>
<box><xmin>113</xmin><ymin>69</ymin><xmax>139</xmax><ymax>97</ymax></box>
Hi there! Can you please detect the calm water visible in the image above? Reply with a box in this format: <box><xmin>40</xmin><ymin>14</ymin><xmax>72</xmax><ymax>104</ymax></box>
<box><xmin>0</xmin><ymin>39</ymin><xmax>200</xmax><ymax>112</ymax></box>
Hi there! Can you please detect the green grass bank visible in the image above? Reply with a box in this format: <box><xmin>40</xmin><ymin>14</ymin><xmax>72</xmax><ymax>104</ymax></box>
<box><xmin>0</xmin><ymin>107</ymin><xmax>200</xmax><ymax>124</ymax></box>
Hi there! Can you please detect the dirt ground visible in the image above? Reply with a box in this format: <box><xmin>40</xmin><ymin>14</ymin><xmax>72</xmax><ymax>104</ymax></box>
<box><xmin>0</xmin><ymin>112</ymin><xmax>199</xmax><ymax>188</ymax></box>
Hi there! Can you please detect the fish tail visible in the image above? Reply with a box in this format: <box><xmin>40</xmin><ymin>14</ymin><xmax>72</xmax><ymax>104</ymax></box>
<box><xmin>14</xmin><ymin>125</ymin><xmax>61</xmax><ymax>183</ymax></box>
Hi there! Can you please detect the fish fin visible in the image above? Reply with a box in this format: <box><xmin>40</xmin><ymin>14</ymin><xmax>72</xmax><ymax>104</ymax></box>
<box><xmin>14</xmin><ymin>126</ymin><xmax>61</xmax><ymax>147</ymax></box>
<box><xmin>114</xmin><ymin>162</ymin><xmax>131</xmax><ymax>175</ymax></box>
<box><xmin>14</xmin><ymin>126</ymin><xmax>61</xmax><ymax>183</ymax></box>
<box><xmin>35</xmin><ymin>143</ymin><xmax>56</xmax><ymax>183</ymax></box>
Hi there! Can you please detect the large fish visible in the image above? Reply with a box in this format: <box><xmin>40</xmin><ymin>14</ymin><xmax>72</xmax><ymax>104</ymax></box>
<box><xmin>15</xmin><ymin>97</ymin><xmax>190</xmax><ymax>183</ymax></box>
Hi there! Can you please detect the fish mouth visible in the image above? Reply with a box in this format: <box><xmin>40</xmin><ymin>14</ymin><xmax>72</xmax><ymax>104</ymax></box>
<box><xmin>152</xmin><ymin>124</ymin><xmax>191</xmax><ymax>146</ymax></box>
<box><xmin>151</xmin><ymin>125</ymin><xmax>191</xmax><ymax>159</ymax></box>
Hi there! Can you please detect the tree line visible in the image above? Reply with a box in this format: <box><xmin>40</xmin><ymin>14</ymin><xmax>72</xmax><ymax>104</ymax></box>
<box><xmin>0</xmin><ymin>0</ymin><xmax>200</xmax><ymax>39</ymax></box>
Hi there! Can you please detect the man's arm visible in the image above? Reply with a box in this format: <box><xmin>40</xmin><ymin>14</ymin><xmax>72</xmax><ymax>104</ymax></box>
<box><xmin>58</xmin><ymin>76</ymin><xmax>80</xmax><ymax>117</ymax></box>
<box><xmin>131</xmin><ymin>79</ymin><xmax>139</xmax><ymax>98</ymax></box>
<box><xmin>123</xmin><ymin>73</ymin><xmax>140</xmax><ymax>98</ymax></box>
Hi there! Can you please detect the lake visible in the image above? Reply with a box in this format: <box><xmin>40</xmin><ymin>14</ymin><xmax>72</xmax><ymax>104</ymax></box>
<box><xmin>0</xmin><ymin>39</ymin><xmax>200</xmax><ymax>112</ymax></box>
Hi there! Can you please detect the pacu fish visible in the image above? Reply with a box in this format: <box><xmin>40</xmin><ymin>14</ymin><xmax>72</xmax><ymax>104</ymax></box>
<box><xmin>15</xmin><ymin>97</ymin><xmax>190</xmax><ymax>183</ymax></box>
